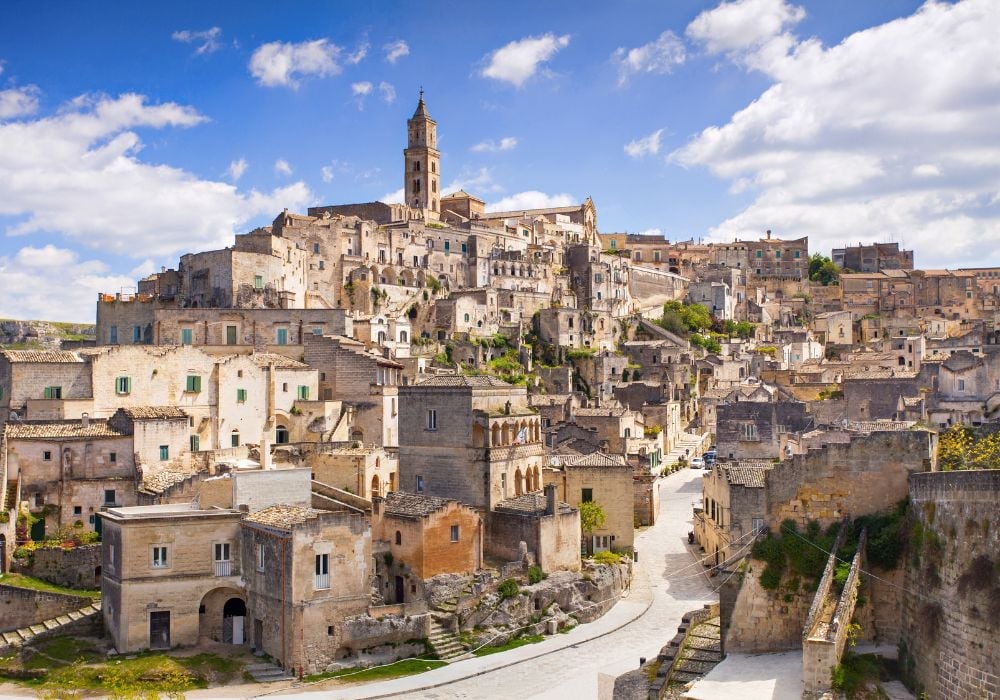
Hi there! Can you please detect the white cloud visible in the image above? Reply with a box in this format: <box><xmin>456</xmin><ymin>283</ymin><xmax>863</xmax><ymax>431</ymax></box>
<box><xmin>0</xmin><ymin>245</ymin><xmax>138</xmax><ymax>322</ymax></box>
<box><xmin>443</xmin><ymin>167</ymin><xmax>502</xmax><ymax>196</ymax></box>
<box><xmin>379</xmin><ymin>81</ymin><xmax>396</xmax><ymax>104</ymax></box>
<box><xmin>351</xmin><ymin>81</ymin><xmax>373</xmax><ymax>96</ymax></box>
<box><xmin>383</xmin><ymin>40</ymin><xmax>410</xmax><ymax>63</ymax></box>
<box><xmin>321</xmin><ymin>166</ymin><xmax>334</xmax><ymax>183</ymax></box>
<box><xmin>686</xmin><ymin>0</ymin><xmax>805</xmax><ymax>58</ymax></box>
<box><xmin>228</xmin><ymin>157</ymin><xmax>247</xmax><ymax>182</ymax></box>
<box><xmin>0</xmin><ymin>92</ymin><xmax>312</xmax><ymax>264</ymax></box>
<box><xmin>171</xmin><ymin>27</ymin><xmax>224</xmax><ymax>55</ymax></box>
<box><xmin>613</xmin><ymin>31</ymin><xmax>686</xmax><ymax>86</ymax></box>
<box><xmin>674</xmin><ymin>0</ymin><xmax>1000</xmax><ymax>266</ymax></box>
<box><xmin>249</xmin><ymin>39</ymin><xmax>342</xmax><ymax>88</ymax></box>
<box><xmin>274</xmin><ymin>159</ymin><xmax>292</xmax><ymax>176</ymax></box>
<box><xmin>0</xmin><ymin>86</ymin><xmax>40</xmax><ymax>119</ymax></box>
<box><xmin>480</xmin><ymin>33</ymin><xmax>570</xmax><ymax>87</ymax></box>
<box><xmin>624</xmin><ymin>129</ymin><xmax>664</xmax><ymax>158</ymax></box>
<box><xmin>380</xmin><ymin>188</ymin><xmax>404</xmax><ymax>204</ymax></box>
<box><xmin>346</xmin><ymin>41</ymin><xmax>369</xmax><ymax>65</ymax></box>
<box><xmin>486</xmin><ymin>190</ymin><xmax>575</xmax><ymax>212</ymax></box>
<box><xmin>471</xmin><ymin>136</ymin><xmax>518</xmax><ymax>153</ymax></box>
<box><xmin>636</xmin><ymin>228</ymin><xmax>663</xmax><ymax>237</ymax></box>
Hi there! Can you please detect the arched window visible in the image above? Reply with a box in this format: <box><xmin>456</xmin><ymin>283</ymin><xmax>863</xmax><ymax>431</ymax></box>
<box><xmin>413</xmin><ymin>178</ymin><xmax>421</xmax><ymax>193</ymax></box>
<box><xmin>395</xmin><ymin>531</ymin><xmax>402</xmax><ymax>545</ymax></box>
<box><xmin>275</xmin><ymin>425</ymin><xmax>289</xmax><ymax>444</ymax></box>
<box><xmin>230</xmin><ymin>430</ymin><xmax>240</xmax><ymax>448</ymax></box>
<box><xmin>414</xmin><ymin>161</ymin><xmax>421</xmax><ymax>172</ymax></box>
<box><xmin>431</xmin><ymin>162</ymin><xmax>436</xmax><ymax>173</ymax></box>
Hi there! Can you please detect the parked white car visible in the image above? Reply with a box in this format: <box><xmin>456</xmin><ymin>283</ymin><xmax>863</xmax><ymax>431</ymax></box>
<box><xmin>690</xmin><ymin>457</ymin><xmax>705</xmax><ymax>469</ymax></box>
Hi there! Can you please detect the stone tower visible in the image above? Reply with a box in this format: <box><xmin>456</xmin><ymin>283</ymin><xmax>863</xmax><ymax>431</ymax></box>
<box><xmin>404</xmin><ymin>90</ymin><xmax>440</xmax><ymax>219</ymax></box>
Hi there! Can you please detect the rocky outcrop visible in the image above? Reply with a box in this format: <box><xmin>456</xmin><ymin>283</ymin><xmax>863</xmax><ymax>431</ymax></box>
<box><xmin>0</xmin><ymin>319</ymin><xmax>95</xmax><ymax>350</ymax></box>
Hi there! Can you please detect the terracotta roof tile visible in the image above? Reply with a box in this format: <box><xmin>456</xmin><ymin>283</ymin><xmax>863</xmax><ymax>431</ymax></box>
<box><xmin>416</xmin><ymin>375</ymin><xmax>513</xmax><ymax>388</ymax></box>
<box><xmin>564</xmin><ymin>452</ymin><xmax>629</xmax><ymax>468</ymax></box>
<box><xmin>244</xmin><ymin>504</ymin><xmax>322</xmax><ymax>530</ymax></box>
<box><xmin>494</xmin><ymin>491</ymin><xmax>574</xmax><ymax>516</ymax></box>
<box><xmin>118</xmin><ymin>406</ymin><xmax>188</xmax><ymax>420</ymax></box>
<box><xmin>4</xmin><ymin>420</ymin><xmax>126</xmax><ymax>440</ymax></box>
<box><xmin>381</xmin><ymin>491</ymin><xmax>454</xmax><ymax>518</ymax></box>
<box><xmin>251</xmin><ymin>353</ymin><xmax>309</xmax><ymax>369</ymax></box>
<box><xmin>723</xmin><ymin>463</ymin><xmax>774</xmax><ymax>488</ymax></box>
<box><xmin>1</xmin><ymin>350</ymin><xmax>81</xmax><ymax>363</ymax></box>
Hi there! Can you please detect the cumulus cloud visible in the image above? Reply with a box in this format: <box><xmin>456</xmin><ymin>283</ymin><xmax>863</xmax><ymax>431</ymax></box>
<box><xmin>624</xmin><ymin>129</ymin><xmax>664</xmax><ymax>158</ymax></box>
<box><xmin>351</xmin><ymin>81</ymin><xmax>373</xmax><ymax>96</ymax></box>
<box><xmin>274</xmin><ymin>158</ymin><xmax>292</xmax><ymax>176</ymax></box>
<box><xmin>480</xmin><ymin>33</ymin><xmax>570</xmax><ymax>87</ymax></box>
<box><xmin>0</xmin><ymin>85</ymin><xmax>40</xmax><ymax>119</ymax></box>
<box><xmin>346</xmin><ymin>41</ymin><xmax>369</xmax><ymax>65</ymax></box>
<box><xmin>171</xmin><ymin>27</ymin><xmax>224</xmax><ymax>55</ymax></box>
<box><xmin>249</xmin><ymin>39</ymin><xmax>342</xmax><ymax>88</ymax></box>
<box><xmin>486</xmin><ymin>190</ymin><xmax>575</xmax><ymax>212</ymax></box>
<box><xmin>0</xmin><ymin>92</ymin><xmax>312</xmax><ymax>265</ymax></box>
<box><xmin>379</xmin><ymin>81</ymin><xmax>396</xmax><ymax>103</ymax></box>
<box><xmin>674</xmin><ymin>0</ymin><xmax>1000</xmax><ymax>266</ymax></box>
<box><xmin>613</xmin><ymin>31</ymin><xmax>686</xmax><ymax>86</ymax></box>
<box><xmin>471</xmin><ymin>137</ymin><xmax>518</xmax><ymax>153</ymax></box>
<box><xmin>636</xmin><ymin>228</ymin><xmax>664</xmax><ymax>237</ymax></box>
<box><xmin>228</xmin><ymin>157</ymin><xmax>247</xmax><ymax>182</ymax></box>
<box><xmin>380</xmin><ymin>187</ymin><xmax>404</xmax><ymax>204</ymax></box>
<box><xmin>384</xmin><ymin>40</ymin><xmax>410</xmax><ymax>63</ymax></box>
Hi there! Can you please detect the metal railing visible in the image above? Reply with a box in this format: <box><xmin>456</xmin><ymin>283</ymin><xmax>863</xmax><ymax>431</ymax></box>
<box><xmin>315</xmin><ymin>573</ymin><xmax>331</xmax><ymax>590</ymax></box>
<box><xmin>214</xmin><ymin>560</ymin><xmax>232</xmax><ymax>577</ymax></box>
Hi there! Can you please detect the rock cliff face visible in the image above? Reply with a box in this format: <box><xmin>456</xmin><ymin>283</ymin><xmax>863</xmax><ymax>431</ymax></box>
<box><xmin>0</xmin><ymin>319</ymin><xmax>95</xmax><ymax>349</ymax></box>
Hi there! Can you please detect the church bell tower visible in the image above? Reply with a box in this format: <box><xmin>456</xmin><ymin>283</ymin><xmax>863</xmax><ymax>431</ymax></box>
<box><xmin>404</xmin><ymin>90</ymin><xmax>440</xmax><ymax>219</ymax></box>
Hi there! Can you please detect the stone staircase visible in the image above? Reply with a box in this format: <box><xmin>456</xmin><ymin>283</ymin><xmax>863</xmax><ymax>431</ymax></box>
<box><xmin>433</xmin><ymin>580</ymin><xmax>477</xmax><ymax>615</ymax></box>
<box><xmin>671</xmin><ymin>615</ymin><xmax>723</xmax><ymax>685</ymax></box>
<box><xmin>244</xmin><ymin>659</ymin><xmax>294</xmax><ymax>683</ymax></box>
<box><xmin>665</xmin><ymin>431</ymin><xmax>707</xmax><ymax>466</ymax></box>
<box><xmin>428</xmin><ymin>618</ymin><xmax>468</xmax><ymax>662</ymax></box>
<box><xmin>0</xmin><ymin>600</ymin><xmax>102</xmax><ymax>654</ymax></box>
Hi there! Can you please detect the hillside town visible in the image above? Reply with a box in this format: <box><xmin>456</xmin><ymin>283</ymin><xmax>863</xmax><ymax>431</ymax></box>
<box><xmin>0</xmin><ymin>95</ymin><xmax>997</xmax><ymax>700</ymax></box>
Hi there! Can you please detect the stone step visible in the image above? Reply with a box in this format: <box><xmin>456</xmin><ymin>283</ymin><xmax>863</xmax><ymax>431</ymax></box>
<box><xmin>29</xmin><ymin>625</ymin><xmax>46</xmax><ymax>635</ymax></box>
<box><xmin>680</xmin><ymin>650</ymin><xmax>722</xmax><ymax>663</ymax></box>
<box><xmin>66</xmin><ymin>610</ymin><xmax>83</xmax><ymax>621</ymax></box>
<box><xmin>79</xmin><ymin>606</ymin><xmax>97</xmax><ymax>616</ymax></box>
<box><xmin>672</xmin><ymin>671</ymin><xmax>704</xmax><ymax>684</ymax></box>
<box><xmin>18</xmin><ymin>630</ymin><xmax>35</xmax><ymax>642</ymax></box>
<box><xmin>42</xmin><ymin>619</ymin><xmax>60</xmax><ymax>630</ymax></box>
<box><xmin>2</xmin><ymin>632</ymin><xmax>21</xmax><ymax>646</ymax></box>
<box><xmin>54</xmin><ymin>615</ymin><xmax>72</xmax><ymax>625</ymax></box>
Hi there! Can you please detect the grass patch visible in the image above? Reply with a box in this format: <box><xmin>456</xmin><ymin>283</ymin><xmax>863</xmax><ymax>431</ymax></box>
<box><xmin>26</xmin><ymin>653</ymin><xmax>209</xmax><ymax>695</ymax></box>
<box><xmin>472</xmin><ymin>634</ymin><xmax>545</xmax><ymax>657</ymax></box>
<box><xmin>23</xmin><ymin>637</ymin><xmax>102</xmax><ymax>669</ymax></box>
<box><xmin>0</xmin><ymin>573</ymin><xmax>100</xmax><ymax>599</ymax></box>
<box><xmin>832</xmin><ymin>652</ymin><xmax>885</xmax><ymax>698</ymax></box>
<box><xmin>304</xmin><ymin>658</ymin><xmax>446</xmax><ymax>683</ymax></box>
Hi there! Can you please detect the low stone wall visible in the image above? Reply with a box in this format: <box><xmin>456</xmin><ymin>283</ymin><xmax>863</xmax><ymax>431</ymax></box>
<box><xmin>340</xmin><ymin>612</ymin><xmax>431</xmax><ymax>651</ymax></box>
<box><xmin>12</xmin><ymin>544</ymin><xmax>101</xmax><ymax>589</ymax></box>
<box><xmin>0</xmin><ymin>584</ymin><xmax>93</xmax><ymax>632</ymax></box>
<box><xmin>367</xmin><ymin>601</ymin><xmax>428</xmax><ymax>619</ymax></box>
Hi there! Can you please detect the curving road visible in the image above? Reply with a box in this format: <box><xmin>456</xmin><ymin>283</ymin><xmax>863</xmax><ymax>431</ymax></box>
<box><xmin>265</xmin><ymin>468</ymin><xmax>716</xmax><ymax>700</ymax></box>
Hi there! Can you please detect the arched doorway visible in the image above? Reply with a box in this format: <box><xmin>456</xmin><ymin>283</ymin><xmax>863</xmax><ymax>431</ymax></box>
<box><xmin>371</xmin><ymin>475</ymin><xmax>380</xmax><ymax>499</ymax></box>
<box><xmin>275</xmin><ymin>425</ymin><xmax>289</xmax><ymax>444</ymax></box>
<box><xmin>223</xmin><ymin>597</ymin><xmax>247</xmax><ymax>644</ymax></box>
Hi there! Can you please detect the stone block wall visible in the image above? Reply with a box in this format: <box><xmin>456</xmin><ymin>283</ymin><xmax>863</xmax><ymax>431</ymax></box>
<box><xmin>0</xmin><ymin>584</ymin><xmax>93</xmax><ymax>632</ymax></box>
<box><xmin>14</xmin><ymin>544</ymin><xmax>101</xmax><ymax>589</ymax></box>
<box><xmin>900</xmin><ymin>470</ymin><xmax>1000</xmax><ymax>700</ymax></box>
<box><xmin>724</xmin><ymin>564</ymin><xmax>814</xmax><ymax>653</ymax></box>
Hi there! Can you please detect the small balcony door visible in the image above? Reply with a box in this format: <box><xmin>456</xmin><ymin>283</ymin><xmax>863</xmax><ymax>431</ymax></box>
<box><xmin>214</xmin><ymin>543</ymin><xmax>231</xmax><ymax>576</ymax></box>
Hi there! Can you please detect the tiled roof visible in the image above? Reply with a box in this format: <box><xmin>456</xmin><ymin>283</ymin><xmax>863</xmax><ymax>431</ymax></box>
<box><xmin>564</xmin><ymin>452</ymin><xmax>629</xmax><ymax>468</ymax></box>
<box><xmin>1</xmin><ymin>350</ymin><xmax>80</xmax><ymax>363</ymax></box>
<box><xmin>494</xmin><ymin>490</ymin><xmax>575</xmax><ymax>516</ymax></box>
<box><xmin>847</xmin><ymin>420</ymin><xmax>916</xmax><ymax>433</ymax></box>
<box><xmin>117</xmin><ymin>406</ymin><xmax>188</xmax><ymax>420</ymax></box>
<box><xmin>382</xmin><ymin>491</ymin><xmax>454</xmax><ymax>518</ymax></box>
<box><xmin>4</xmin><ymin>420</ymin><xmax>125</xmax><ymax>440</ymax></box>
<box><xmin>573</xmin><ymin>407</ymin><xmax>630</xmax><ymax>417</ymax></box>
<box><xmin>251</xmin><ymin>353</ymin><xmax>309</xmax><ymax>369</ymax></box>
<box><xmin>844</xmin><ymin>369</ymin><xmax>919</xmax><ymax>380</ymax></box>
<box><xmin>245</xmin><ymin>504</ymin><xmax>322</xmax><ymax>530</ymax></box>
<box><xmin>902</xmin><ymin>396</ymin><xmax>924</xmax><ymax>407</ymax></box>
<box><xmin>139</xmin><ymin>467</ymin><xmax>198</xmax><ymax>495</ymax></box>
<box><xmin>724</xmin><ymin>463</ymin><xmax>774</xmax><ymax>488</ymax></box>
<box><xmin>416</xmin><ymin>375</ymin><xmax>513</xmax><ymax>388</ymax></box>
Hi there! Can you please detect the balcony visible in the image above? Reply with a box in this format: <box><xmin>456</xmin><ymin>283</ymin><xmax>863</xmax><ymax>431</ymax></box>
<box><xmin>213</xmin><ymin>560</ymin><xmax>232</xmax><ymax>577</ymax></box>
<box><xmin>315</xmin><ymin>573</ymin><xmax>331</xmax><ymax>590</ymax></box>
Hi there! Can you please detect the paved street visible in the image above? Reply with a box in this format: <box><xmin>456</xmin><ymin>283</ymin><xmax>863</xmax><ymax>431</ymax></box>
<box><xmin>261</xmin><ymin>467</ymin><xmax>715</xmax><ymax>700</ymax></box>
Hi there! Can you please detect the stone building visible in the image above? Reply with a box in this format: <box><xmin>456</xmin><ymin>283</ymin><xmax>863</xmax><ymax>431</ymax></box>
<box><xmin>715</xmin><ymin>385</ymin><xmax>813</xmax><ymax>460</ymax></box>
<box><xmin>306</xmin><ymin>446</ymin><xmax>398</xmax><ymax>500</ymax></box>
<box><xmin>832</xmin><ymin>242</ymin><xmax>914</xmax><ymax>273</ymax></box>
<box><xmin>487</xmin><ymin>484</ymin><xmax>581</xmax><ymax>572</ymax></box>
<box><xmin>549</xmin><ymin>452</ymin><xmax>634</xmax><ymax>554</ymax></box>
<box><xmin>693</xmin><ymin>460</ymin><xmax>773</xmax><ymax>566</ymax></box>
<box><xmin>372</xmin><ymin>491</ymin><xmax>482</xmax><ymax>602</ymax></box>
<box><xmin>710</xmin><ymin>233</ymin><xmax>809</xmax><ymax>280</ymax></box>
<box><xmin>397</xmin><ymin>375</ymin><xmax>545</xmax><ymax>510</ymax></box>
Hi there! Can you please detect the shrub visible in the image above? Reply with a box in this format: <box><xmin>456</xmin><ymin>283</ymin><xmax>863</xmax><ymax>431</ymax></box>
<box><xmin>528</xmin><ymin>565</ymin><xmax>545</xmax><ymax>585</ymax></box>
<box><xmin>593</xmin><ymin>550</ymin><xmax>621</xmax><ymax>565</ymax></box>
<box><xmin>498</xmin><ymin>578</ymin><xmax>520</xmax><ymax>599</ymax></box>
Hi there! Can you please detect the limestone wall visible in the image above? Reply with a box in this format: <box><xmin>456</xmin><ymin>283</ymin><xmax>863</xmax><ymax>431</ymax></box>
<box><xmin>900</xmin><ymin>470</ymin><xmax>1000</xmax><ymax>700</ymax></box>
<box><xmin>0</xmin><ymin>584</ymin><xmax>93</xmax><ymax>632</ymax></box>
<box><xmin>14</xmin><ymin>544</ymin><xmax>101</xmax><ymax>589</ymax></box>
<box><xmin>724</xmin><ymin>565</ymin><xmax>814</xmax><ymax>653</ymax></box>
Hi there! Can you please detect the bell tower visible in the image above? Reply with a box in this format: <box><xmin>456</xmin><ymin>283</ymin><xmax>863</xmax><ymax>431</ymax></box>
<box><xmin>404</xmin><ymin>89</ymin><xmax>440</xmax><ymax>218</ymax></box>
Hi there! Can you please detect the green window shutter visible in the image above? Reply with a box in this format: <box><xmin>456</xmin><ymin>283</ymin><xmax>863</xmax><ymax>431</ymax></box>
<box><xmin>190</xmin><ymin>435</ymin><xmax>200</xmax><ymax>452</ymax></box>
<box><xmin>237</xmin><ymin>388</ymin><xmax>247</xmax><ymax>403</ymax></box>
<box><xmin>297</xmin><ymin>386</ymin><xmax>309</xmax><ymax>400</ymax></box>
<box><xmin>186</xmin><ymin>375</ymin><xmax>201</xmax><ymax>392</ymax></box>
<box><xmin>43</xmin><ymin>387</ymin><xmax>51</xmax><ymax>399</ymax></box>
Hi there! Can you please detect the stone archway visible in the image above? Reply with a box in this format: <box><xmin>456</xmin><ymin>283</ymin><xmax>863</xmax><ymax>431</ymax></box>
<box><xmin>199</xmin><ymin>587</ymin><xmax>246</xmax><ymax>644</ymax></box>
<box><xmin>371</xmin><ymin>475</ymin><xmax>381</xmax><ymax>499</ymax></box>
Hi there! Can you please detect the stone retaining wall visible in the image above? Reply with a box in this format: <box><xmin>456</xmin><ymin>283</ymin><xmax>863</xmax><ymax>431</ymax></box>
<box><xmin>12</xmin><ymin>544</ymin><xmax>101</xmax><ymax>589</ymax></box>
<box><xmin>0</xmin><ymin>584</ymin><xmax>93</xmax><ymax>632</ymax></box>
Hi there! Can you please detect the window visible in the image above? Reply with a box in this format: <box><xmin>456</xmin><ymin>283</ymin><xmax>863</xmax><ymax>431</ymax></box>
<box><xmin>313</xmin><ymin>242</ymin><xmax>320</xmax><ymax>254</ymax></box>
<box><xmin>43</xmin><ymin>451</ymin><xmax>52</xmax><ymax>461</ymax></box>
<box><xmin>416</xmin><ymin>475</ymin><xmax>424</xmax><ymax>493</ymax></box>
<box><xmin>464</xmin><ymin>313</ymin><xmax>470</xmax><ymax>323</ymax></box>
<box><xmin>229</xmin><ymin>430</ymin><xmax>240</xmax><ymax>447</ymax></box>
<box><xmin>395</xmin><ymin>531</ymin><xmax>402</xmax><ymax>545</ymax></box>
<box><xmin>226</xmin><ymin>326</ymin><xmax>237</xmax><ymax>345</ymax></box>
<box><xmin>752</xmin><ymin>518</ymin><xmax>765</xmax><ymax>533</ymax></box>
<box><xmin>444</xmin><ymin>241</ymin><xmax>450</xmax><ymax>252</ymax></box>
<box><xmin>756</xmin><ymin>250</ymin><xmax>762</xmax><ymax>258</ymax></box>
<box><xmin>190</xmin><ymin>434</ymin><xmax>200</xmax><ymax>452</ymax></box>
<box><xmin>109</xmin><ymin>325</ymin><xmax>118</xmax><ymax>344</ymax></box>
<box><xmin>104</xmin><ymin>489</ymin><xmax>116</xmax><ymax>505</ymax></box>
<box><xmin>426</xmin><ymin>409</ymin><xmax>437</xmax><ymax>430</ymax></box>
<box><xmin>185</xmin><ymin>375</ymin><xmax>201</xmax><ymax>393</ymax></box>
<box><xmin>794</xmin><ymin>251</ymin><xmax>801</xmax><ymax>259</ymax></box>
<box><xmin>151</xmin><ymin>546</ymin><xmax>168</xmax><ymax>568</ymax></box>
<box><xmin>312</xmin><ymin>327</ymin><xmax>323</xmax><ymax>336</ymax></box>
<box><xmin>181</xmin><ymin>328</ymin><xmax>193</xmax><ymax>345</ymax></box>
<box><xmin>315</xmin><ymin>553</ymin><xmax>330</xmax><ymax>589</ymax></box>
<box><xmin>461</xmin><ymin>243</ymin><xmax>467</xmax><ymax>253</ymax></box>
<box><xmin>958</xmin><ymin>379</ymin><xmax>966</xmax><ymax>391</ymax></box>
<box><xmin>594</xmin><ymin>273</ymin><xmax>603</xmax><ymax>283</ymax></box>
<box><xmin>297</xmin><ymin>386</ymin><xmax>310</xmax><ymax>400</ymax></box>
<box><xmin>159</xmin><ymin>445</ymin><xmax>169</xmax><ymax>461</ymax></box>
<box><xmin>775</xmin><ymin>250</ymin><xmax>781</xmax><ymax>258</ymax></box>
<box><xmin>132</xmin><ymin>325</ymin><xmax>142</xmax><ymax>342</ymax></box>
<box><xmin>582</xmin><ymin>488</ymin><xmax>593</xmax><ymax>503</ymax></box>
<box><xmin>115</xmin><ymin>376</ymin><xmax>131</xmax><ymax>395</ymax></box>
<box><xmin>73</xmin><ymin>506</ymin><xmax>82</xmax><ymax>516</ymax></box>
<box><xmin>43</xmin><ymin>386</ymin><xmax>62</xmax><ymax>399</ymax></box>
<box><xmin>237</xmin><ymin>388</ymin><xmax>247</xmax><ymax>403</ymax></box>
<box><xmin>740</xmin><ymin>423</ymin><xmax>758</xmax><ymax>441</ymax></box>
<box><xmin>256</xmin><ymin>544</ymin><xmax>265</xmax><ymax>571</ymax></box>
<box><xmin>109</xmin><ymin>452</ymin><xmax>117</xmax><ymax>463</ymax></box>
<box><xmin>254</xmin><ymin>275</ymin><xmax>263</xmax><ymax>289</ymax></box>
<box><xmin>450</xmin><ymin>525</ymin><xmax>460</xmax><ymax>542</ymax></box>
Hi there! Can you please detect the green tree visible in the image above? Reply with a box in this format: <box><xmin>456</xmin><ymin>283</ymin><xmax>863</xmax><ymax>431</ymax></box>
<box><xmin>809</xmin><ymin>254</ymin><xmax>840</xmax><ymax>285</ymax></box>
<box><xmin>579</xmin><ymin>501</ymin><xmax>606</xmax><ymax>538</ymax></box>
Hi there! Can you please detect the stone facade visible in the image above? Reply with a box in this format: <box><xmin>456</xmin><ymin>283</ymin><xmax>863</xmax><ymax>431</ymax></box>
<box><xmin>0</xmin><ymin>584</ymin><xmax>95</xmax><ymax>632</ymax></box>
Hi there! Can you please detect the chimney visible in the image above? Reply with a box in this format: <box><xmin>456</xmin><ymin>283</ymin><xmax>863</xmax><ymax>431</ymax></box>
<box><xmin>81</xmin><ymin>413</ymin><xmax>89</xmax><ymax>429</ymax></box>
<box><xmin>260</xmin><ymin>438</ymin><xmax>272</xmax><ymax>471</ymax></box>
<box><xmin>544</xmin><ymin>483</ymin><xmax>557</xmax><ymax>516</ymax></box>
<box><xmin>766</xmin><ymin>230</ymin><xmax>772</xmax><ymax>239</ymax></box>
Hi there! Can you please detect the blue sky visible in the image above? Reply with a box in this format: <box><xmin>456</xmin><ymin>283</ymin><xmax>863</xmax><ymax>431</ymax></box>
<box><xmin>1</xmin><ymin>0</ymin><xmax>998</xmax><ymax>321</ymax></box>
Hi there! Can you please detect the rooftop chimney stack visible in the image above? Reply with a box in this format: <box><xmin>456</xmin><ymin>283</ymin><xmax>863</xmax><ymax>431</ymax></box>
<box><xmin>81</xmin><ymin>413</ymin><xmax>89</xmax><ymax>429</ymax></box>
<box><xmin>544</xmin><ymin>483</ymin><xmax>557</xmax><ymax>516</ymax></box>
